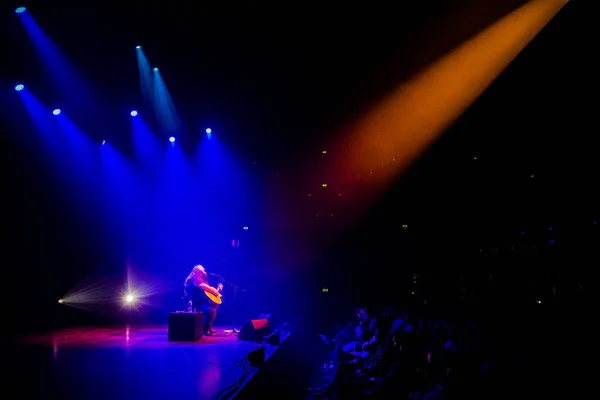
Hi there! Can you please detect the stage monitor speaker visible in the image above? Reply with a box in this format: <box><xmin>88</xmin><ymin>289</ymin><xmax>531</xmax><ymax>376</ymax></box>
<box><xmin>247</xmin><ymin>346</ymin><xmax>265</xmax><ymax>367</ymax></box>
<box><xmin>238</xmin><ymin>316</ymin><xmax>271</xmax><ymax>341</ymax></box>
<box><xmin>264</xmin><ymin>331</ymin><xmax>280</xmax><ymax>345</ymax></box>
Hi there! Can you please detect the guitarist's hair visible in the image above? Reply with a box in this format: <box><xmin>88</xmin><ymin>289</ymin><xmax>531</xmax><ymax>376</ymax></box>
<box><xmin>185</xmin><ymin>264</ymin><xmax>207</xmax><ymax>286</ymax></box>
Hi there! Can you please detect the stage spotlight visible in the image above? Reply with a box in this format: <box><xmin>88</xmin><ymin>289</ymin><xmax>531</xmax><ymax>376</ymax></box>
<box><xmin>205</xmin><ymin>128</ymin><xmax>212</xmax><ymax>134</ymax></box>
<box><xmin>101</xmin><ymin>140</ymin><xmax>106</xmax><ymax>146</ymax></box>
<box><xmin>136</xmin><ymin>45</ymin><xmax>141</xmax><ymax>49</ymax></box>
<box><xmin>15</xmin><ymin>7</ymin><xmax>26</xmax><ymax>13</ymax></box>
<box><xmin>15</xmin><ymin>84</ymin><xmax>24</xmax><ymax>92</ymax></box>
<box><xmin>124</xmin><ymin>294</ymin><xmax>135</xmax><ymax>304</ymax></box>
<box><xmin>169</xmin><ymin>136</ymin><xmax>175</xmax><ymax>143</ymax></box>
<box><xmin>53</xmin><ymin>109</ymin><xmax>61</xmax><ymax>116</ymax></box>
<box><xmin>153</xmin><ymin>67</ymin><xmax>158</xmax><ymax>72</ymax></box>
<box><xmin>130</xmin><ymin>110</ymin><xmax>138</xmax><ymax>117</ymax></box>
<box><xmin>58</xmin><ymin>299</ymin><xmax>64</xmax><ymax>304</ymax></box>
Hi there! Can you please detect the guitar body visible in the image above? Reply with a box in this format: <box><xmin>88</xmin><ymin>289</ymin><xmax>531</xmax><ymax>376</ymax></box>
<box><xmin>204</xmin><ymin>291</ymin><xmax>222</xmax><ymax>306</ymax></box>
<box><xmin>204</xmin><ymin>283</ymin><xmax>223</xmax><ymax>307</ymax></box>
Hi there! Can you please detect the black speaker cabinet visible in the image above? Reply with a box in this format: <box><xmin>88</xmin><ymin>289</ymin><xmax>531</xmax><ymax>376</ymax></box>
<box><xmin>168</xmin><ymin>312</ymin><xmax>204</xmax><ymax>342</ymax></box>
<box><xmin>247</xmin><ymin>346</ymin><xmax>265</xmax><ymax>367</ymax></box>
<box><xmin>238</xmin><ymin>317</ymin><xmax>271</xmax><ymax>341</ymax></box>
<box><xmin>264</xmin><ymin>331</ymin><xmax>280</xmax><ymax>345</ymax></box>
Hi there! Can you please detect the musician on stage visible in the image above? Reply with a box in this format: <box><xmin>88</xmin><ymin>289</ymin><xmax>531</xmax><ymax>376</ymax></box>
<box><xmin>184</xmin><ymin>264</ymin><xmax>222</xmax><ymax>335</ymax></box>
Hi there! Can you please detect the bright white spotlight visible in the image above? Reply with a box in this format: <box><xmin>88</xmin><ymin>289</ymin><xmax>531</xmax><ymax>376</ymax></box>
<box><xmin>15</xmin><ymin>7</ymin><xmax>26</xmax><ymax>13</ymax></box>
<box><xmin>130</xmin><ymin>110</ymin><xmax>138</xmax><ymax>117</ymax></box>
<box><xmin>124</xmin><ymin>294</ymin><xmax>135</xmax><ymax>304</ymax></box>
<box><xmin>169</xmin><ymin>136</ymin><xmax>175</xmax><ymax>143</ymax></box>
<box><xmin>205</xmin><ymin>128</ymin><xmax>212</xmax><ymax>134</ymax></box>
<box><xmin>135</xmin><ymin>45</ymin><xmax>141</xmax><ymax>49</ymax></box>
<box><xmin>58</xmin><ymin>299</ymin><xmax>64</xmax><ymax>304</ymax></box>
<box><xmin>153</xmin><ymin>67</ymin><xmax>158</xmax><ymax>72</ymax></box>
<box><xmin>53</xmin><ymin>109</ymin><xmax>61</xmax><ymax>116</ymax></box>
<box><xmin>15</xmin><ymin>84</ymin><xmax>24</xmax><ymax>92</ymax></box>
<box><xmin>101</xmin><ymin>140</ymin><xmax>106</xmax><ymax>146</ymax></box>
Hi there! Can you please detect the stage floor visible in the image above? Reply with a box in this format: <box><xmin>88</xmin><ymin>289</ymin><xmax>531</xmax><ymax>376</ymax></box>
<box><xmin>8</xmin><ymin>325</ymin><xmax>288</xmax><ymax>399</ymax></box>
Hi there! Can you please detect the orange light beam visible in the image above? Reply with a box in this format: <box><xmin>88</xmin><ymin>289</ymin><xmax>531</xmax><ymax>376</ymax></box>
<box><xmin>335</xmin><ymin>0</ymin><xmax>568</xmax><ymax>200</ymax></box>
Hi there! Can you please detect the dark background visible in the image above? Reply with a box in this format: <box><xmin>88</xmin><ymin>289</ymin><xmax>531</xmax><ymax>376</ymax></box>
<box><xmin>0</xmin><ymin>0</ymin><xmax>594</xmax><ymax>334</ymax></box>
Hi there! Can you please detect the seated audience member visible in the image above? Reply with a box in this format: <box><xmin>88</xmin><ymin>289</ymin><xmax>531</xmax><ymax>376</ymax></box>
<box><xmin>362</xmin><ymin>331</ymin><xmax>414</xmax><ymax>398</ymax></box>
<box><xmin>330</xmin><ymin>308</ymin><xmax>372</xmax><ymax>364</ymax></box>
<box><xmin>354</xmin><ymin>318</ymin><xmax>383</xmax><ymax>359</ymax></box>
<box><xmin>390</xmin><ymin>309</ymin><xmax>409</xmax><ymax>332</ymax></box>
<box><xmin>324</xmin><ymin>308</ymin><xmax>370</xmax><ymax>345</ymax></box>
<box><xmin>314</xmin><ymin>327</ymin><xmax>403</xmax><ymax>399</ymax></box>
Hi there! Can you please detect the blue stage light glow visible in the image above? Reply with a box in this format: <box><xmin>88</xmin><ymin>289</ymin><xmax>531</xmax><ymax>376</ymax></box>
<box><xmin>130</xmin><ymin>110</ymin><xmax>138</xmax><ymax>117</ymax></box>
<box><xmin>153</xmin><ymin>67</ymin><xmax>158</xmax><ymax>72</ymax></box>
<box><xmin>169</xmin><ymin>136</ymin><xmax>175</xmax><ymax>143</ymax></box>
<box><xmin>15</xmin><ymin>7</ymin><xmax>26</xmax><ymax>13</ymax></box>
<box><xmin>101</xmin><ymin>140</ymin><xmax>106</xmax><ymax>146</ymax></box>
<box><xmin>205</xmin><ymin>128</ymin><xmax>212</xmax><ymax>134</ymax></box>
<box><xmin>53</xmin><ymin>109</ymin><xmax>61</xmax><ymax>115</ymax></box>
<box><xmin>15</xmin><ymin>84</ymin><xmax>24</xmax><ymax>91</ymax></box>
<box><xmin>136</xmin><ymin>45</ymin><xmax>141</xmax><ymax>49</ymax></box>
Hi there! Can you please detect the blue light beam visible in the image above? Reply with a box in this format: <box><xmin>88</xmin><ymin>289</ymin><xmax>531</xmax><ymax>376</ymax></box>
<box><xmin>17</xmin><ymin>90</ymin><xmax>103</xmax><ymax>223</ymax></box>
<box><xmin>153</xmin><ymin>70</ymin><xmax>180</xmax><ymax>134</ymax></box>
<box><xmin>100</xmin><ymin>141</ymin><xmax>137</xmax><ymax>243</ymax></box>
<box><xmin>131</xmin><ymin>114</ymin><xmax>163</xmax><ymax>170</ymax></box>
<box><xmin>16</xmin><ymin>10</ymin><xmax>101</xmax><ymax>116</ymax></box>
<box><xmin>16</xmin><ymin>88</ymin><xmax>65</xmax><ymax>159</ymax></box>
<box><xmin>136</xmin><ymin>47</ymin><xmax>153</xmax><ymax>109</ymax></box>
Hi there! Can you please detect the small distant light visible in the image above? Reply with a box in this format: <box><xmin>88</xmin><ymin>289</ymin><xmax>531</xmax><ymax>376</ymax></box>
<box><xmin>593</xmin><ymin>221</ymin><xmax>597</xmax><ymax>225</ymax></box>
<box><xmin>153</xmin><ymin>67</ymin><xmax>158</xmax><ymax>72</ymax></box>
<box><xmin>322</xmin><ymin>287</ymin><xmax>329</xmax><ymax>293</ymax></box>
<box><xmin>101</xmin><ymin>140</ymin><xmax>106</xmax><ymax>146</ymax></box>
<box><xmin>169</xmin><ymin>136</ymin><xmax>175</xmax><ymax>143</ymax></box>
<box><xmin>243</xmin><ymin>226</ymin><xmax>248</xmax><ymax>230</ymax></box>
<box><xmin>15</xmin><ymin>84</ymin><xmax>24</xmax><ymax>91</ymax></box>
<box><xmin>206</xmin><ymin>128</ymin><xmax>212</xmax><ymax>134</ymax></box>
<box><xmin>130</xmin><ymin>110</ymin><xmax>138</xmax><ymax>117</ymax></box>
<box><xmin>402</xmin><ymin>224</ymin><xmax>408</xmax><ymax>229</ymax></box>
<box><xmin>58</xmin><ymin>299</ymin><xmax>63</xmax><ymax>304</ymax></box>
<box><xmin>521</xmin><ymin>231</ymin><xmax>525</xmax><ymax>235</ymax></box>
<box><xmin>322</xmin><ymin>183</ymin><xmax>327</xmax><ymax>187</ymax></box>
<box><xmin>124</xmin><ymin>294</ymin><xmax>135</xmax><ymax>304</ymax></box>
<box><xmin>549</xmin><ymin>240</ymin><xmax>555</xmax><ymax>244</ymax></box>
<box><xmin>322</xmin><ymin>150</ymin><xmax>327</xmax><ymax>154</ymax></box>
<box><xmin>549</xmin><ymin>227</ymin><xmax>553</xmax><ymax>231</ymax></box>
<box><xmin>530</xmin><ymin>174</ymin><xmax>535</xmax><ymax>178</ymax></box>
<box><xmin>15</xmin><ymin>7</ymin><xmax>26</xmax><ymax>13</ymax></box>
<box><xmin>473</xmin><ymin>156</ymin><xmax>477</xmax><ymax>160</ymax></box>
<box><xmin>52</xmin><ymin>109</ymin><xmax>61</xmax><ymax>115</ymax></box>
<box><xmin>136</xmin><ymin>45</ymin><xmax>141</xmax><ymax>49</ymax></box>
<box><xmin>536</xmin><ymin>300</ymin><xmax>542</xmax><ymax>304</ymax></box>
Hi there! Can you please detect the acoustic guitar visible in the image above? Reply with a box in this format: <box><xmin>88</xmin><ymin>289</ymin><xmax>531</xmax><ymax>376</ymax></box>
<box><xmin>204</xmin><ymin>283</ymin><xmax>223</xmax><ymax>306</ymax></box>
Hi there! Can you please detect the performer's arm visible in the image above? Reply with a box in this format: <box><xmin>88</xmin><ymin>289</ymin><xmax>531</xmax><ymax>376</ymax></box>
<box><xmin>199</xmin><ymin>283</ymin><xmax>220</xmax><ymax>296</ymax></box>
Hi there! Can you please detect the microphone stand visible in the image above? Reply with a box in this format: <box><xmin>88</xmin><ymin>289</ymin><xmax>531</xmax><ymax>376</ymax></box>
<box><xmin>209</xmin><ymin>273</ymin><xmax>246</xmax><ymax>335</ymax></box>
